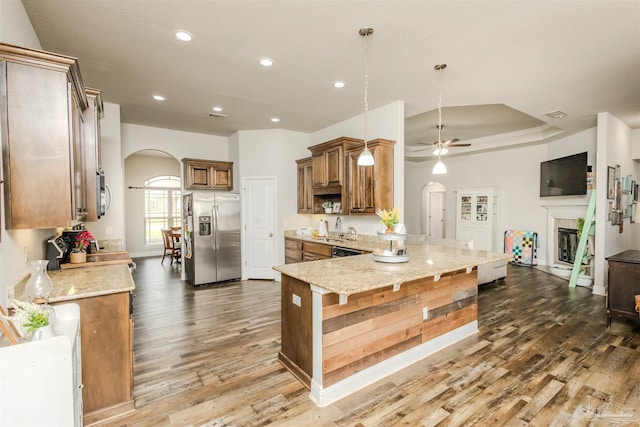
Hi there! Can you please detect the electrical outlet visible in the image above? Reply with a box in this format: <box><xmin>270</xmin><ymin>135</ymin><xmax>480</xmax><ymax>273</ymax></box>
<box><xmin>105</xmin><ymin>226</ymin><xmax>113</xmax><ymax>236</ymax></box>
<box><xmin>422</xmin><ymin>306</ymin><xmax>429</xmax><ymax>321</ymax></box>
<box><xmin>292</xmin><ymin>294</ymin><xmax>301</xmax><ymax>307</ymax></box>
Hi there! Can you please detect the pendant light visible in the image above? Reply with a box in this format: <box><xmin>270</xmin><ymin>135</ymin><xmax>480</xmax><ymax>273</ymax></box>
<box><xmin>357</xmin><ymin>27</ymin><xmax>375</xmax><ymax>166</ymax></box>
<box><xmin>432</xmin><ymin>63</ymin><xmax>447</xmax><ymax>175</ymax></box>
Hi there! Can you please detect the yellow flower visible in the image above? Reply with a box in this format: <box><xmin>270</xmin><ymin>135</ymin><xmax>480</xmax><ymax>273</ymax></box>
<box><xmin>375</xmin><ymin>208</ymin><xmax>399</xmax><ymax>227</ymax></box>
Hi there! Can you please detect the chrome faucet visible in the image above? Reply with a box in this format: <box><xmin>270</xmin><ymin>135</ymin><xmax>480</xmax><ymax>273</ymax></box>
<box><xmin>335</xmin><ymin>216</ymin><xmax>342</xmax><ymax>232</ymax></box>
<box><xmin>346</xmin><ymin>227</ymin><xmax>357</xmax><ymax>241</ymax></box>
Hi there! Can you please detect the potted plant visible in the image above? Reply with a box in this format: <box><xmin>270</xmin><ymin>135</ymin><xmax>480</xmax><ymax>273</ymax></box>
<box><xmin>322</xmin><ymin>200</ymin><xmax>333</xmax><ymax>214</ymax></box>
<box><xmin>70</xmin><ymin>230</ymin><xmax>95</xmax><ymax>264</ymax></box>
<box><xmin>6</xmin><ymin>300</ymin><xmax>54</xmax><ymax>340</ymax></box>
<box><xmin>376</xmin><ymin>207</ymin><xmax>400</xmax><ymax>233</ymax></box>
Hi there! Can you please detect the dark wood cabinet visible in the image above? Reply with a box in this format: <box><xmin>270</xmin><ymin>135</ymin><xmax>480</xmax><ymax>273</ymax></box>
<box><xmin>285</xmin><ymin>237</ymin><xmax>303</xmax><ymax>264</ymax></box>
<box><xmin>183</xmin><ymin>158</ymin><xmax>233</xmax><ymax>190</ymax></box>
<box><xmin>346</xmin><ymin>138</ymin><xmax>395</xmax><ymax>215</ymax></box>
<box><xmin>606</xmin><ymin>250</ymin><xmax>640</xmax><ymax>326</ymax></box>
<box><xmin>296</xmin><ymin>158</ymin><xmax>313</xmax><ymax>214</ymax></box>
<box><xmin>0</xmin><ymin>43</ymin><xmax>89</xmax><ymax>229</ymax></box>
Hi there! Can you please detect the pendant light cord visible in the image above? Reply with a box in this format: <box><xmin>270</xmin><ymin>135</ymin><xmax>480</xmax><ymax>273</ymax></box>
<box><xmin>363</xmin><ymin>31</ymin><xmax>369</xmax><ymax>150</ymax></box>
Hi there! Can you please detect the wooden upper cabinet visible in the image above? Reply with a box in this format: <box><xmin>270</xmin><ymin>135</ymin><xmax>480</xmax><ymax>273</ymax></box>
<box><xmin>83</xmin><ymin>88</ymin><xmax>104</xmax><ymax>222</ymax></box>
<box><xmin>183</xmin><ymin>158</ymin><xmax>233</xmax><ymax>191</ymax></box>
<box><xmin>346</xmin><ymin>139</ymin><xmax>395</xmax><ymax>215</ymax></box>
<box><xmin>309</xmin><ymin>137</ymin><xmax>361</xmax><ymax>189</ymax></box>
<box><xmin>0</xmin><ymin>43</ymin><xmax>88</xmax><ymax>229</ymax></box>
<box><xmin>296</xmin><ymin>157</ymin><xmax>313</xmax><ymax>214</ymax></box>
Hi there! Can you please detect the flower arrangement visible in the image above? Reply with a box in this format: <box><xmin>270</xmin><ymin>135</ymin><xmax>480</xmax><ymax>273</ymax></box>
<box><xmin>74</xmin><ymin>230</ymin><xmax>95</xmax><ymax>252</ymax></box>
<box><xmin>376</xmin><ymin>208</ymin><xmax>400</xmax><ymax>230</ymax></box>
<box><xmin>322</xmin><ymin>200</ymin><xmax>333</xmax><ymax>209</ymax></box>
<box><xmin>7</xmin><ymin>300</ymin><xmax>50</xmax><ymax>333</ymax></box>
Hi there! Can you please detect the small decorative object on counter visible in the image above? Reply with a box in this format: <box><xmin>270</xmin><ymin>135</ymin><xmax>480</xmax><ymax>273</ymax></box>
<box><xmin>322</xmin><ymin>200</ymin><xmax>333</xmax><ymax>214</ymax></box>
<box><xmin>5</xmin><ymin>300</ymin><xmax>54</xmax><ymax>341</ymax></box>
<box><xmin>23</xmin><ymin>260</ymin><xmax>53</xmax><ymax>303</ymax></box>
<box><xmin>70</xmin><ymin>229</ymin><xmax>95</xmax><ymax>263</ymax></box>
<box><xmin>376</xmin><ymin>207</ymin><xmax>400</xmax><ymax>233</ymax></box>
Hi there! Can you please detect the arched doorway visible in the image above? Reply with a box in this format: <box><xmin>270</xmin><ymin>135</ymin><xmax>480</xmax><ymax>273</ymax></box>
<box><xmin>422</xmin><ymin>182</ymin><xmax>446</xmax><ymax>238</ymax></box>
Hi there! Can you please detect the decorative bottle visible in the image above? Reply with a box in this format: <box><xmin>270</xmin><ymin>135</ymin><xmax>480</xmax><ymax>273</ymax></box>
<box><xmin>23</xmin><ymin>260</ymin><xmax>53</xmax><ymax>303</ymax></box>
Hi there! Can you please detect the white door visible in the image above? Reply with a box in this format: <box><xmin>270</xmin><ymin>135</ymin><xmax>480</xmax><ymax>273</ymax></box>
<box><xmin>428</xmin><ymin>191</ymin><xmax>445</xmax><ymax>238</ymax></box>
<box><xmin>243</xmin><ymin>177</ymin><xmax>276</xmax><ymax>280</ymax></box>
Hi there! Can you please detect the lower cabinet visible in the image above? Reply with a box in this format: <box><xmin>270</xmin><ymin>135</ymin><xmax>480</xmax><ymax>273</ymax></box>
<box><xmin>606</xmin><ymin>250</ymin><xmax>640</xmax><ymax>325</ymax></box>
<box><xmin>53</xmin><ymin>291</ymin><xmax>134</xmax><ymax>424</ymax></box>
<box><xmin>302</xmin><ymin>241</ymin><xmax>332</xmax><ymax>262</ymax></box>
<box><xmin>285</xmin><ymin>238</ymin><xmax>303</xmax><ymax>264</ymax></box>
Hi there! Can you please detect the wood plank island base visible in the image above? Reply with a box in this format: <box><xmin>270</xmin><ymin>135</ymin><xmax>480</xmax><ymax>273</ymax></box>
<box><xmin>273</xmin><ymin>243</ymin><xmax>508</xmax><ymax>407</ymax></box>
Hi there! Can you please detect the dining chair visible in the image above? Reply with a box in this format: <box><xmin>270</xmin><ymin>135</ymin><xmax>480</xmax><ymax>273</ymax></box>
<box><xmin>161</xmin><ymin>229</ymin><xmax>181</xmax><ymax>265</ymax></box>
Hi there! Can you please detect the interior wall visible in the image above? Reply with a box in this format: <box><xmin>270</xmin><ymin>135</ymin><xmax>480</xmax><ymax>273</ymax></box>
<box><xmin>310</xmin><ymin>101</ymin><xmax>405</xmax><ymax>236</ymax></box>
<box><xmin>0</xmin><ymin>0</ymin><xmax>53</xmax><ymax>307</ymax></box>
<box><xmin>405</xmin><ymin>129</ymin><xmax>597</xmax><ymax>264</ymax></box>
<box><xmin>124</xmin><ymin>153</ymin><xmax>181</xmax><ymax>257</ymax></box>
<box><xmin>83</xmin><ymin>102</ymin><xmax>123</xmax><ymax>243</ymax></box>
<box><xmin>595</xmin><ymin>112</ymin><xmax>637</xmax><ymax>295</ymax></box>
<box><xmin>236</xmin><ymin>129</ymin><xmax>311</xmax><ymax>271</ymax></box>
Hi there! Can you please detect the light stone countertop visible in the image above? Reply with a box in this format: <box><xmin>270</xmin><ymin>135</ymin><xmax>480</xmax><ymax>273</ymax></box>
<box><xmin>274</xmin><ymin>240</ymin><xmax>509</xmax><ymax>297</ymax></box>
<box><xmin>14</xmin><ymin>264</ymin><xmax>135</xmax><ymax>303</ymax></box>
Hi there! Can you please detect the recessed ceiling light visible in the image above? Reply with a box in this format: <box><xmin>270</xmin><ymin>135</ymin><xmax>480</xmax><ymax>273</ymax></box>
<box><xmin>175</xmin><ymin>30</ymin><xmax>193</xmax><ymax>42</ymax></box>
<box><xmin>259</xmin><ymin>58</ymin><xmax>274</xmax><ymax>67</ymax></box>
<box><xmin>271</xmin><ymin>117</ymin><xmax>280</xmax><ymax>123</ymax></box>
<box><xmin>213</xmin><ymin>106</ymin><xmax>223</xmax><ymax>112</ymax></box>
<box><xmin>153</xmin><ymin>95</ymin><xmax>165</xmax><ymax>101</ymax></box>
<box><xmin>334</xmin><ymin>81</ymin><xmax>345</xmax><ymax>88</ymax></box>
<box><xmin>545</xmin><ymin>110</ymin><xmax>567</xmax><ymax>119</ymax></box>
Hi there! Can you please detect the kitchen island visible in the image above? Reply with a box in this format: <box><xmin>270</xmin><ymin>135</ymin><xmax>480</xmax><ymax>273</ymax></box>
<box><xmin>273</xmin><ymin>242</ymin><xmax>508</xmax><ymax>407</ymax></box>
<box><xmin>14</xmin><ymin>264</ymin><xmax>135</xmax><ymax>425</ymax></box>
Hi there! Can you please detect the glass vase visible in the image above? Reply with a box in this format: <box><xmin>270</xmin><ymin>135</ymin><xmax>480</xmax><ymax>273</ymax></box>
<box><xmin>23</xmin><ymin>260</ymin><xmax>53</xmax><ymax>303</ymax></box>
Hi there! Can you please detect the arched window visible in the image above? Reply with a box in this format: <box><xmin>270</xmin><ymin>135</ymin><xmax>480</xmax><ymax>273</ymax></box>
<box><xmin>144</xmin><ymin>175</ymin><xmax>181</xmax><ymax>245</ymax></box>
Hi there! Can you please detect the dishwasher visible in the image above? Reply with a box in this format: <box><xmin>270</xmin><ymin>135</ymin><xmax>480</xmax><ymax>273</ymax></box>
<box><xmin>331</xmin><ymin>246</ymin><xmax>362</xmax><ymax>257</ymax></box>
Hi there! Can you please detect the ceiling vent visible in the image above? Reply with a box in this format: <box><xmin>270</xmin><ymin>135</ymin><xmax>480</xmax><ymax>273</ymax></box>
<box><xmin>208</xmin><ymin>112</ymin><xmax>228</xmax><ymax>119</ymax></box>
<box><xmin>545</xmin><ymin>110</ymin><xmax>567</xmax><ymax>119</ymax></box>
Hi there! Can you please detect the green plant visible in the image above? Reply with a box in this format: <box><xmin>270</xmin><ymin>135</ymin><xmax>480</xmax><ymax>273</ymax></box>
<box><xmin>74</xmin><ymin>229</ymin><xmax>95</xmax><ymax>252</ymax></box>
<box><xmin>8</xmin><ymin>300</ymin><xmax>50</xmax><ymax>333</ymax></box>
<box><xmin>322</xmin><ymin>201</ymin><xmax>333</xmax><ymax>209</ymax></box>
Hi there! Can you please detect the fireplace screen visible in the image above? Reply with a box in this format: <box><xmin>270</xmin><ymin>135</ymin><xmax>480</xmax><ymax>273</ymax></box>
<box><xmin>558</xmin><ymin>227</ymin><xmax>578</xmax><ymax>263</ymax></box>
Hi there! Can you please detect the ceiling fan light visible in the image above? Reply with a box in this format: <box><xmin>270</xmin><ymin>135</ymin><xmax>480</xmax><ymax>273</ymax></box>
<box><xmin>432</xmin><ymin>159</ymin><xmax>447</xmax><ymax>174</ymax></box>
<box><xmin>357</xmin><ymin>147</ymin><xmax>375</xmax><ymax>166</ymax></box>
<box><xmin>433</xmin><ymin>146</ymin><xmax>449</xmax><ymax>156</ymax></box>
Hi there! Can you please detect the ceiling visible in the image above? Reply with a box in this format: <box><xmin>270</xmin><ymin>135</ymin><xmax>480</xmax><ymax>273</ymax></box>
<box><xmin>21</xmin><ymin>0</ymin><xmax>640</xmax><ymax>161</ymax></box>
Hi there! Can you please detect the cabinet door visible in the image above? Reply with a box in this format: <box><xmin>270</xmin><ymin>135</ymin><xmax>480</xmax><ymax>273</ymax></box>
<box><xmin>296</xmin><ymin>158</ymin><xmax>313</xmax><ymax>214</ymax></box>
<box><xmin>325</xmin><ymin>145</ymin><xmax>343</xmax><ymax>187</ymax></box>
<box><xmin>311</xmin><ymin>151</ymin><xmax>326</xmax><ymax>188</ymax></box>
<box><xmin>83</xmin><ymin>89</ymin><xmax>103</xmax><ymax>222</ymax></box>
<box><xmin>70</xmin><ymin>86</ymin><xmax>86</xmax><ymax>221</ymax></box>
<box><xmin>1</xmin><ymin>61</ymin><xmax>74</xmax><ymax>228</ymax></box>
<box><xmin>608</xmin><ymin>261</ymin><xmax>640</xmax><ymax>317</ymax></box>
<box><xmin>185</xmin><ymin>161</ymin><xmax>213</xmax><ymax>189</ymax></box>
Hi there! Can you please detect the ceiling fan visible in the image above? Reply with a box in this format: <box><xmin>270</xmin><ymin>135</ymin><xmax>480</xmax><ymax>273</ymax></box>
<box><xmin>414</xmin><ymin>125</ymin><xmax>471</xmax><ymax>153</ymax></box>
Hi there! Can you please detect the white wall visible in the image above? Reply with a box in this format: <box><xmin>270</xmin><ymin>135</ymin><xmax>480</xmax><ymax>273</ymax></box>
<box><xmin>405</xmin><ymin>128</ymin><xmax>597</xmax><ymax>265</ymax></box>
<box><xmin>594</xmin><ymin>112</ymin><xmax>637</xmax><ymax>295</ymax></box>
<box><xmin>0</xmin><ymin>0</ymin><xmax>54</xmax><ymax>307</ymax></box>
<box><xmin>310</xmin><ymin>101</ymin><xmax>405</xmax><ymax>236</ymax></box>
<box><xmin>124</xmin><ymin>153</ymin><xmax>181</xmax><ymax>257</ymax></box>
<box><xmin>84</xmin><ymin>102</ymin><xmax>123</xmax><ymax>242</ymax></box>
<box><xmin>236</xmin><ymin>129</ymin><xmax>311</xmax><ymax>270</ymax></box>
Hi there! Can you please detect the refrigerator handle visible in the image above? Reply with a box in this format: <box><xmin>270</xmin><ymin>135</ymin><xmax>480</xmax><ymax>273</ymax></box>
<box><xmin>213</xmin><ymin>205</ymin><xmax>220</xmax><ymax>250</ymax></box>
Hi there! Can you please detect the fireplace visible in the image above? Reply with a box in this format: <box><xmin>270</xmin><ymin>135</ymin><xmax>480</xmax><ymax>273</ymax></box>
<box><xmin>557</xmin><ymin>227</ymin><xmax>578</xmax><ymax>263</ymax></box>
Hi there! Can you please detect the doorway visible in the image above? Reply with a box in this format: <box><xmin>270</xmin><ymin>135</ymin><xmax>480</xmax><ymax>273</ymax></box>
<box><xmin>422</xmin><ymin>182</ymin><xmax>446</xmax><ymax>238</ymax></box>
<box><xmin>242</xmin><ymin>176</ymin><xmax>277</xmax><ymax>280</ymax></box>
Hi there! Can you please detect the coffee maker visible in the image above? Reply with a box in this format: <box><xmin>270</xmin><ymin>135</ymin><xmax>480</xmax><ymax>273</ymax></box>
<box><xmin>45</xmin><ymin>229</ymin><xmax>94</xmax><ymax>270</ymax></box>
<box><xmin>45</xmin><ymin>235</ymin><xmax>70</xmax><ymax>270</ymax></box>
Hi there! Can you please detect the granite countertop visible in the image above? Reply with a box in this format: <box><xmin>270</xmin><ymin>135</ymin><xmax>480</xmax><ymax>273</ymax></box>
<box><xmin>274</xmin><ymin>241</ymin><xmax>509</xmax><ymax>297</ymax></box>
<box><xmin>14</xmin><ymin>264</ymin><xmax>135</xmax><ymax>303</ymax></box>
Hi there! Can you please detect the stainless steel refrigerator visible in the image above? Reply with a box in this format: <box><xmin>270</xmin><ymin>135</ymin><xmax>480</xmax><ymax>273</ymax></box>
<box><xmin>183</xmin><ymin>192</ymin><xmax>241</xmax><ymax>286</ymax></box>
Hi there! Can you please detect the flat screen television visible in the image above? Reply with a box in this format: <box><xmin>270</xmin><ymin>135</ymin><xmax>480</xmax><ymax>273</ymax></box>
<box><xmin>539</xmin><ymin>152</ymin><xmax>588</xmax><ymax>197</ymax></box>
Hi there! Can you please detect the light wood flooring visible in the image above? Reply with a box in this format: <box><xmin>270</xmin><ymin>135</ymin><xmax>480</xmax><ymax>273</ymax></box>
<box><xmin>105</xmin><ymin>258</ymin><xmax>640</xmax><ymax>426</ymax></box>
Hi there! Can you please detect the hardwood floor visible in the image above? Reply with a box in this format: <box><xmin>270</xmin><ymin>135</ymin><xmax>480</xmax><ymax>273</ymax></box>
<box><xmin>106</xmin><ymin>258</ymin><xmax>640</xmax><ymax>426</ymax></box>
